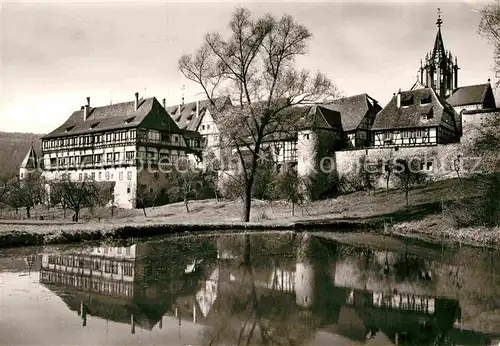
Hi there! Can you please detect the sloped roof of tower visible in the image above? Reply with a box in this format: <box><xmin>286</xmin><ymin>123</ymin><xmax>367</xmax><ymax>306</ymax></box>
<box><xmin>431</xmin><ymin>27</ymin><xmax>447</xmax><ymax>63</ymax></box>
<box><xmin>447</xmin><ymin>83</ymin><xmax>495</xmax><ymax>107</ymax></box>
<box><xmin>19</xmin><ymin>145</ymin><xmax>38</xmax><ymax>169</ymax></box>
<box><xmin>321</xmin><ymin>94</ymin><xmax>381</xmax><ymax>132</ymax></box>
<box><xmin>166</xmin><ymin>96</ymin><xmax>232</xmax><ymax>132</ymax></box>
<box><xmin>372</xmin><ymin>88</ymin><xmax>457</xmax><ymax>130</ymax></box>
<box><xmin>42</xmin><ymin>97</ymin><xmax>182</xmax><ymax>139</ymax></box>
<box><xmin>431</xmin><ymin>9</ymin><xmax>446</xmax><ymax>64</ymax></box>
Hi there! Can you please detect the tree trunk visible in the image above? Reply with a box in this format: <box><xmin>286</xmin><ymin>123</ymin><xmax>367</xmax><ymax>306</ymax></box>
<box><xmin>291</xmin><ymin>201</ymin><xmax>295</xmax><ymax>216</ymax></box>
<box><xmin>26</xmin><ymin>206</ymin><xmax>31</xmax><ymax>219</ymax></box>
<box><xmin>184</xmin><ymin>198</ymin><xmax>190</xmax><ymax>213</ymax></box>
<box><xmin>142</xmin><ymin>207</ymin><xmax>147</xmax><ymax>217</ymax></box>
<box><xmin>244</xmin><ymin>234</ymin><xmax>251</xmax><ymax>266</ymax></box>
<box><xmin>242</xmin><ymin>186</ymin><xmax>252</xmax><ymax>222</ymax></box>
<box><xmin>74</xmin><ymin>209</ymin><xmax>80</xmax><ymax>222</ymax></box>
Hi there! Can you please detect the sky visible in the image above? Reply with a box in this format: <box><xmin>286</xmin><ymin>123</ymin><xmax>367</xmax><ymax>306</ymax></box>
<box><xmin>0</xmin><ymin>0</ymin><xmax>497</xmax><ymax>134</ymax></box>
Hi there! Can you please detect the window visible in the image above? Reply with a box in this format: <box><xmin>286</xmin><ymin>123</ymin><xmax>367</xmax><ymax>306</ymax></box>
<box><xmin>99</xmin><ymin>172</ymin><xmax>102</xmax><ymax>180</ymax></box>
<box><xmin>127</xmin><ymin>171</ymin><xmax>132</xmax><ymax>180</ymax></box>
<box><xmin>105</xmin><ymin>171</ymin><xmax>110</xmax><ymax>180</ymax></box>
<box><xmin>79</xmin><ymin>173</ymin><xmax>83</xmax><ymax>181</ymax></box>
<box><xmin>401</xmin><ymin>95</ymin><xmax>414</xmax><ymax>107</ymax></box>
<box><xmin>94</xmin><ymin>154</ymin><xmax>102</xmax><ymax>163</ymax></box>
<box><xmin>126</xmin><ymin>151</ymin><xmax>135</xmax><ymax>162</ymax></box>
<box><xmin>127</xmin><ymin>187</ymin><xmax>131</xmax><ymax>193</ymax></box>
<box><xmin>201</xmin><ymin>125</ymin><xmax>205</xmax><ymax>130</ymax></box>
<box><xmin>106</xmin><ymin>133</ymin><xmax>112</xmax><ymax>142</ymax></box>
<box><xmin>20</xmin><ymin>173</ymin><xmax>24</xmax><ymax>178</ymax></box>
<box><xmin>174</xmin><ymin>136</ymin><xmax>178</xmax><ymax>143</ymax></box>
<box><xmin>119</xmin><ymin>172</ymin><xmax>123</xmax><ymax>180</ymax></box>
<box><xmin>402</xmin><ymin>131</ymin><xmax>409</xmax><ymax>138</ymax></box>
<box><xmin>106</xmin><ymin>153</ymin><xmax>113</xmax><ymax>163</ymax></box>
<box><xmin>421</xmin><ymin>95</ymin><xmax>431</xmax><ymax>105</ymax></box>
<box><xmin>121</xmin><ymin>132</ymin><xmax>127</xmax><ymax>140</ymax></box>
<box><xmin>130</xmin><ymin>130</ymin><xmax>136</xmax><ymax>140</ymax></box>
<box><xmin>384</xmin><ymin>132</ymin><xmax>392</xmax><ymax>140</ymax></box>
<box><xmin>207</xmin><ymin>124</ymin><xmax>210</xmax><ymax>130</ymax></box>
<box><xmin>113</xmin><ymin>152</ymin><xmax>120</xmax><ymax>162</ymax></box>
<box><xmin>91</xmin><ymin>172</ymin><xmax>96</xmax><ymax>180</ymax></box>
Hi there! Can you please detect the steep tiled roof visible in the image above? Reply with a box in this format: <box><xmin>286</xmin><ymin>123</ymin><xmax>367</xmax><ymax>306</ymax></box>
<box><xmin>372</xmin><ymin>88</ymin><xmax>456</xmax><ymax>130</ymax></box>
<box><xmin>447</xmin><ymin>83</ymin><xmax>491</xmax><ymax>107</ymax></box>
<box><xmin>19</xmin><ymin>146</ymin><xmax>38</xmax><ymax>169</ymax></box>
<box><xmin>166</xmin><ymin>97</ymin><xmax>232</xmax><ymax>131</ymax></box>
<box><xmin>321</xmin><ymin>94</ymin><xmax>373</xmax><ymax>131</ymax></box>
<box><xmin>42</xmin><ymin>97</ymin><xmax>182</xmax><ymax>139</ymax></box>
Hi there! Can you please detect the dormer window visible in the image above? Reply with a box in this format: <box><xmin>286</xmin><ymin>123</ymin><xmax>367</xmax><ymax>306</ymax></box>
<box><xmin>421</xmin><ymin>95</ymin><xmax>431</xmax><ymax>105</ymax></box>
<box><xmin>65</xmin><ymin>126</ymin><xmax>75</xmax><ymax>132</ymax></box>
<box><xmin>123</xmin><ymin>116</ymin><xmax>135</xmax><ymax>124</ymax></box>
<box><xmin>401</xmin><ymin>96</ymin><xmax>414</xmax><ymax>107</ymax></box>
<box><xmin>422</xmin><ymin>108</ymin><xmax>434</xmax><ymax>121</ymax></box>
<box><xmin>89</xmin><ymin>122</ymin><xmax>99</xmax><ymax>129</ymax></box>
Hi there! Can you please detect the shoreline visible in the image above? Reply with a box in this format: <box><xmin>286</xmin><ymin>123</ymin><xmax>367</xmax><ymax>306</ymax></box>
<box><xmin>0</xmin><ymin>218</ymin><xmax>498</xmax><ymax>250</ymax></box>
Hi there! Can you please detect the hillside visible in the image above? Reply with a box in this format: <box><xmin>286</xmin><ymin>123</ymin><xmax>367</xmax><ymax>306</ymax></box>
<box><xmin>0</xmin><ymin>132</ymin><xmax>43</xmax><ymax>179</ymax></box>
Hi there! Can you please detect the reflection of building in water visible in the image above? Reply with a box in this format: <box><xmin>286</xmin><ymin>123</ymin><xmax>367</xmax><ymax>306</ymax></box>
<box><xmin>39</xmin><ymin>244</ymin><xmax>173</xmax><ymax>333</ymax></box>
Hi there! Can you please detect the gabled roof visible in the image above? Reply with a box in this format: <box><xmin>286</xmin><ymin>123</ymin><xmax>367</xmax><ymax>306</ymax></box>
<box><xmin>166</xmin><ymin>97</ymin><xmax>232</xmax><ymax>132</ymax></box>
<box><xmin>19</xmin><ymin>145</ymin><xmax>38</xmax><ymax>169</ymax></box>
<box><xmin>42</xmin><ymin>97</ymin><xmax>182</xmax><ymax>139</ymax></box>
<box><xmin>446</xmin><ymin>83</ymin><xmax>493</xmax><ymax>107</ymax></box>
<box><xmin>308</xmin><ymin>105</ymin><xmax>343</xmax><ymax>131</ymax></box>
<box><xmin>372</xmin><ymin>88</ymin><xmax>456</xmax><ymax>130</ymax></box>
<box><xmin>321</xmin><ymin>94</ymin><xmax>378</xmax><ymax>132</ymax></box>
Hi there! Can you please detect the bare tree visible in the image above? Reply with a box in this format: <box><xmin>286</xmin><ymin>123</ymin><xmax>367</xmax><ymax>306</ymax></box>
<box><xmin>272</xmin><ymin>166</ymin><xmax>303</xmax><ymax>216</ymax></box>
<box><xmin>165</xmin><ymin>166</ymin><xmax>204</xmax><ymax>213</ymax></box>
<box><xmin>179</xmin><ymin>8</ymin><xmax>337</xmax><ymax>222</ymax></box>
<box><xmin>479</xmin><ymin>2</ymin><xmax>500</xmax><ymax>89</ymax></box>
<box><xmin>136</xmin><ymin>183</ymin><xmax>162</xmax><ymax>217</ymax></box>
<box><xmin>393</xmin><ymin>159</ymin><xmax>428</xmax><ymax>208</ymax></box>
<box><xmin>7</xmin><ymin>173</ymin><xmax>44</xmax><ymax>219</ymax></box>
<box><xmin>50</xmin><ymin>177</ymin><xmax>113</xmax><ymax>222</ymax></box>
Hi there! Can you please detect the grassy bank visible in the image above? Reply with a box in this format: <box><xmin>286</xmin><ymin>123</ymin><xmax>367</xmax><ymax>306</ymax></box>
<box><xmin>0</xmin><ymin>177</ymin><xmax>498</xmax><ymax>249</ymax></box>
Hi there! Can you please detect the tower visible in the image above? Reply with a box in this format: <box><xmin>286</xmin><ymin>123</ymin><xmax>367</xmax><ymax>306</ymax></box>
<box><xmin>19</xmin><ymin>144</ymin><xmax>39</xmax><ymax>180</ymax></box>
<box><xmin>418</xmin><ymin>8</ymin><xmax>459</xmax><ymax>98</ymax></box>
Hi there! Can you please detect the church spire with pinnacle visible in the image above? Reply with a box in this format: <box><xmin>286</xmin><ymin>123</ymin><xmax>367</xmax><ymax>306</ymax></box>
<box><xmin>417</xmin><ymin>8</ymin><xmax>459</xmax><ymax>98</ymax></box>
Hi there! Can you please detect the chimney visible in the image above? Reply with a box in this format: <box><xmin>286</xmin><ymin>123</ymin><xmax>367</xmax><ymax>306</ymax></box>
<box><xmin>162</xmin><ymin>98</ymin><xmax>166</xmax><ymax>109</ymax></box>
<box><xmin>83</xmin><ymin>96</ymin><xmax>90</xmax><ymax>121</ymax></box>
<box><xmin>196</xmin><ymin>100</ymin><xmax>199</xmax><ymax>117</ymax></box>
<box><xmin>134</xmin><ymin>92</ymin><xmax>139</xmax><ymax>111</ymax></box>
<box><xmin>396</xmin><ymin>90</ymin><xmax>401</xmax><ymax>108</ymax></box>
<box><xmin>178</xmin><ymin>104</ymin><xmax>181</xmax><ymax>116</ymax></box>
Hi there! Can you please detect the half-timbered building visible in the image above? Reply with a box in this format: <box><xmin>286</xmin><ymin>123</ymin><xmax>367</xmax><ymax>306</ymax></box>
<box><xmin>322</xmin><ymin>94</ymin><xmax>382</xmax><ymax>148</ymax></box>
<box><xmin>40</xmin><ymin>93</ymin><xmax>197</xmax><ymax>208</ymax></box>
<box><xmin>371</xmin><ymin>88</ymin><xmax>458</xmax><ymax>148</ymax></box>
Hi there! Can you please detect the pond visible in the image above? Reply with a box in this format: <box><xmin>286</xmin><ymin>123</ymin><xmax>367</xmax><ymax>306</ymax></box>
<box><xmin>1</xmin><ymin>232</ymin><xmax>500</xmax><ymax>345</ymax></box>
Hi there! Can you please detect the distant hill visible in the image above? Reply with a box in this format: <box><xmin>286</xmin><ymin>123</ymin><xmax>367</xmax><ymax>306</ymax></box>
<box><xmin>0</xmin><ymin>132</ymin><xmax>43</xmax><ymax>179</ymax></box>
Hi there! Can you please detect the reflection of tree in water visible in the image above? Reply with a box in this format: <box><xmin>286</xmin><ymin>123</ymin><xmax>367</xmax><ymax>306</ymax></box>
<box><xmin>204</xmin><ymin>234</ymin><xmax>317</xmax><ymax>346</ymax></box>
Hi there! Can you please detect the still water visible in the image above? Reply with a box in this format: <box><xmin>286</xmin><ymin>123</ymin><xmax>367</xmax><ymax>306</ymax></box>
<box><xmin>1</xmin><ymin>232</ymin><xmax>500</xmax><ymax>345</ymax></box>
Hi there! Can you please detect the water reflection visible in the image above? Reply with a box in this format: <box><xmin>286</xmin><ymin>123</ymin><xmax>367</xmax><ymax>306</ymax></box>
<box><xmin>13</xmin><ymin>233</ymin><xmax>500</xmax><ymax>345</ymax></box>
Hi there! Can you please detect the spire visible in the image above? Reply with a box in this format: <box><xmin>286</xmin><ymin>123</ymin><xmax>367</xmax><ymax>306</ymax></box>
<box><xmin>432</xmin><ymin>19</ymin><xmax>446</xmax><ymax>64</ymax></box>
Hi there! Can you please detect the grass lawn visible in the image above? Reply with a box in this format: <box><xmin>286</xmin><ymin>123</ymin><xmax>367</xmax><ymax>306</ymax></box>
<box><xmin>0</xmin><ymin>176</ymin><xmax>478</xmax><ymax>231</ymax></box>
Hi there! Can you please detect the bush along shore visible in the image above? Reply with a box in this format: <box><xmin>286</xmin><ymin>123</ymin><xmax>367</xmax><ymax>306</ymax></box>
<box><xmin>0</xmin><ymin>219</ymin><xmax>384</xmax><ymax>248</ymax></box>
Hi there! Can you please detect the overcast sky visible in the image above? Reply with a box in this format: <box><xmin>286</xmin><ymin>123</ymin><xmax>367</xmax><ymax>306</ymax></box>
<box><xmin>0</xmin><ymin>0</ymin><xmax>496</xmax><ymax>134</ymax></box>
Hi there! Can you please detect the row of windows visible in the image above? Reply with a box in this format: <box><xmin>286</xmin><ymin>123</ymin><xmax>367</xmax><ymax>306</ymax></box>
<box><xmin>47</xmin><ymin>255</ymin><xmax>134</xmax><ymax>273</ymax></box>
<box><xmin>49</xmin><ymin>152</ymin><xmax>136</xmax><ymax>167</ymax></box>
<box><xmin>383</xmin><ymin>129</ymin><xmax>431</xmax><ymax>140</ymax></box>
<box><xmin>72</xmin><ymin>170</ymin><xmax>133</xmax><ymax>182</ymax></box>
<box><xmin>43</xmin><ymin>130</ymin><xmax>137</xmax><ymax>149</ymax></box>
<box><xmin>40</xmin><ymin>271</ymin><xmax>134</xmax><ymax>297</ymax></box>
